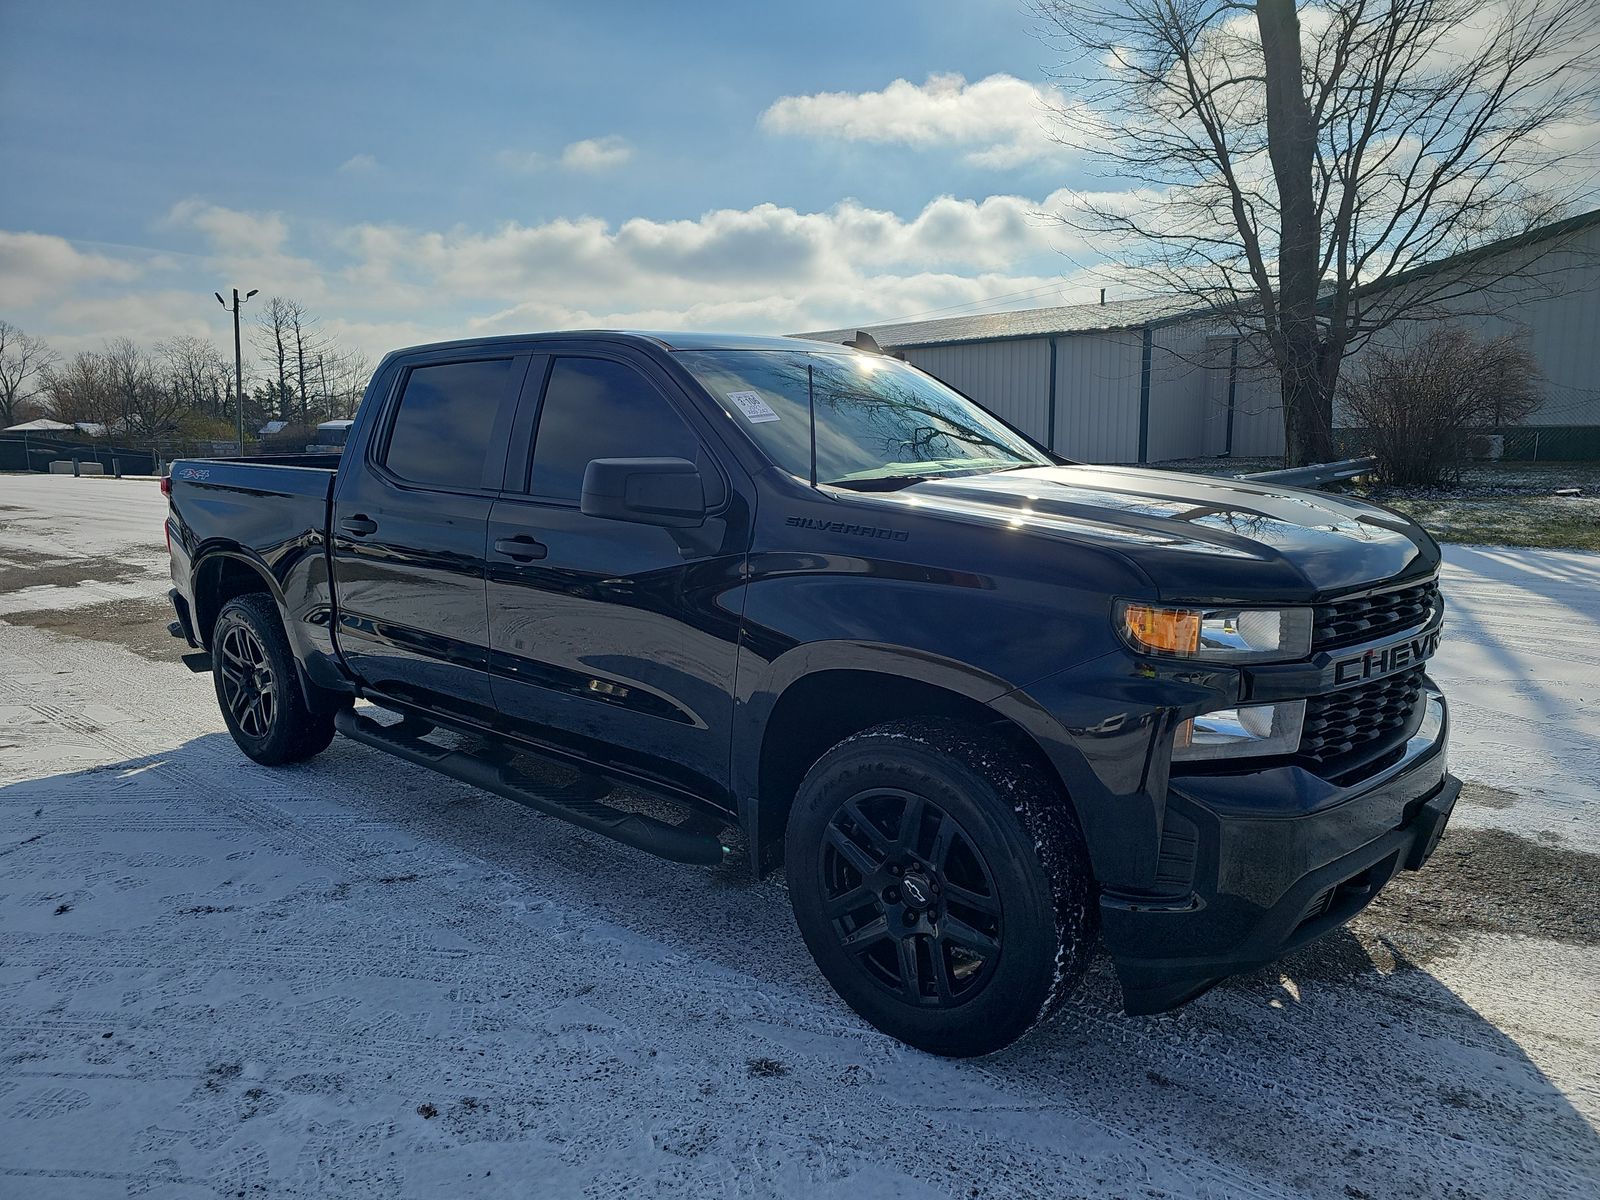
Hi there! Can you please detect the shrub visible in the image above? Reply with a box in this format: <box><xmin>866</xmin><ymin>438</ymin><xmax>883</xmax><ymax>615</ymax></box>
<box><xmin>1339</xmin><ymin>327</ymin><xmax>1542</xmax><ymax>487</ymax></box>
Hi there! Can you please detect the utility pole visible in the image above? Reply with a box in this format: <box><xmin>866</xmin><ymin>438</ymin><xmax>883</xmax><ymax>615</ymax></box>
<box><xmin>215</xmin><ymin>288</ymin><xmax>258</xmax><ymax>452</ymax></box>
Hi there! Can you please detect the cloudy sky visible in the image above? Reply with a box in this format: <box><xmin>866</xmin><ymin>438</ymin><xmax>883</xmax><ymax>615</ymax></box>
<box><xmin>1</xmin><ymin>0</ymin><xmax>1594</xmax><ymax>364</ymax></box>
<box><xmin>0</xmin><ymin>0</ymin><xmax>1136</xmax><ymax>359</ymax></box>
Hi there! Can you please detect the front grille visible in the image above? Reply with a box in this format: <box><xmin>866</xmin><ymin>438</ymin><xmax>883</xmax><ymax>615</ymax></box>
<box><xmin>1299</xmin><ymin>666</ymin><xmax>1427</xmax><ymax>773</ymax></box>
<box><xmin>1312</xmin><ymin>577</ymin><xmax>1439</xmax><ymax>652</ymax></box>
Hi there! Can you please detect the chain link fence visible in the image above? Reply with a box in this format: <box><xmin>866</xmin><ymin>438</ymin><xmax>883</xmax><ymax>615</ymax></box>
<box><xmin>1</xmin><ymin>427</ymin><xmax>346</xmax><ymax>476</ymax></box>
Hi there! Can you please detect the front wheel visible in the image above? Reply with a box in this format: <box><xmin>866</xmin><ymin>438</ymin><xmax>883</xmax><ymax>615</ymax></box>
<box><xmin>212</xmin><ymin>593</ymin><xmax>335</xmax><ymax>765</ymax></box>
<box><xmin>785</xmin><ymin>718</ymin><xmax>1093</xmax><ymax>1057</ymax></box>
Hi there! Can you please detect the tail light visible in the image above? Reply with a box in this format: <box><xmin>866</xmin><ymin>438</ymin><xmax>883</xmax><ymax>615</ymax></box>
<box><xmin>160</xmin><ymin>475</ymin><xmax>172</xmax><ymax>497</ymax></box>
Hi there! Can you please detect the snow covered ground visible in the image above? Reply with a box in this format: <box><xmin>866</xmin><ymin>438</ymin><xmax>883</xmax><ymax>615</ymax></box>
<box><xmin>2</xmin><ymin>473</ymin><xmax>1597</xmax><ymax>1199</ymax></box>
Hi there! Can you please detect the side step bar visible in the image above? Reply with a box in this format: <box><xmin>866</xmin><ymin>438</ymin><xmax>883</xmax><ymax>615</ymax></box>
<box><xmin>334</xmin><ymin>708</ymin><xmax>729</xmax><ymax>865</ymax></box>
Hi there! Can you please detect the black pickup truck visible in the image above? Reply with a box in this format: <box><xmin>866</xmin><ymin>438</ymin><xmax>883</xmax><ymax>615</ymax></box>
<box><xmin>165</xmin><ymin>331</ymin><xmax>1458</xmax><ymax>1056</ymax></box>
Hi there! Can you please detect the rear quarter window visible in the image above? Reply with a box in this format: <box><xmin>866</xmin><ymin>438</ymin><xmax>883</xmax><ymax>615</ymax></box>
<box><xmin>383</xmin><ymin>358</ymin><xmax>517</xmax><ymax>490</ymax></box>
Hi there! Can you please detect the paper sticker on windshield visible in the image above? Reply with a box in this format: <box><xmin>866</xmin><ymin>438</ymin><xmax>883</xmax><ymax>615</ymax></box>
<box><xmin>726</xmin><ymin>390</ymin><xmax>781</xmax><ymax>423</ymax></box>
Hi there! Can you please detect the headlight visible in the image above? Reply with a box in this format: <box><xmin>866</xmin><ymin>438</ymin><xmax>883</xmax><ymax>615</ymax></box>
<box><xmin>1173</xmin><ymin>700</ymin><xmax>1306</xmax><ymax>761</ymax></box>
<box><xmin>1117</xmin><ymin>602</ymin><xmax>1313</xmax><ymax>663</ymax></box>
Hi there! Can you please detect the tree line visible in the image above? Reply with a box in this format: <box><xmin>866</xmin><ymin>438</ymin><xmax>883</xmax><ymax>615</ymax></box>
<box><xmin>0</xmin><ymin>299</ymin><xmax>371</xmax><ymax>445</ymax></box>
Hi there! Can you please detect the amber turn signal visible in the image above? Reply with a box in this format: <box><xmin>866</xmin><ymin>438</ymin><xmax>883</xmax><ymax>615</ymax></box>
<box><xmin>1120</xmin><ymin>603</ymin><xmax>1202</xmax><ymax>656</ymax></box>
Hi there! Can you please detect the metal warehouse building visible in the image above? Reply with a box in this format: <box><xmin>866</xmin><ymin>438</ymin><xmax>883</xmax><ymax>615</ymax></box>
<box><xmin>803</xmin><ymin>207</ymin><xmax>1600</xmax><ymax>463</ymax></box>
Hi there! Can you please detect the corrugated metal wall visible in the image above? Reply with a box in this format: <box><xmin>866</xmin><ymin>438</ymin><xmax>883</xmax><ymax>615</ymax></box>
<box><xmin>905</xmin><ymin>339</ymin><xmax>1052</xmax><ymax>444</ymax></box>
<box><xmin>889</xmin><ymin>221</ymin><xmax>1595</xmax><ymax>466</ymax></box>
<box><xmin>1050</xmin><ymin>330</ymin><xmax>1144</xmax><ymax>461</ymax></box>
<box><xmin>1336</xmin><ymin>221</ymin><xmax>1600</xmax><ymax>429</ymax></box>
<box><xmin>1204</xmin><ymin>335</ymin><xmax>1285</xmax><ymax>457</ymax></box>
<box><xmin>909</xmin><ymin>329</ymin><xmax>1163</xmax><ymax>463</ymax></box>
<box><xmin>1144</xmin><ymin>321</ymin><xmax>1216</xmax><ymax>461</ymax></box>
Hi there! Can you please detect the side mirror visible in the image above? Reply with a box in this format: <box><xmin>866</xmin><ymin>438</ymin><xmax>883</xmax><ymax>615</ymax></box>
<box><xmin>580</xmin><ymin>457</ymin><xmax>706</xmax><ymax>528</ymax></box>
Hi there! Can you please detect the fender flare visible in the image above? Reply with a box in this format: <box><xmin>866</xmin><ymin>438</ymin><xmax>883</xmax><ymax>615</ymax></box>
<box><xmin>190</xmin><ymin>544</ymin><xmax>289</xmax><ymax>646</ymax></box>
<box><xmin>733</xmin><ymin>640</ymin><xmax>1090</xmax><ymax>874</ymax></box>
<box><xmin>190</xmin><ymin>545</ymin><xmax>332</xmax><ymax>711</ymax></box>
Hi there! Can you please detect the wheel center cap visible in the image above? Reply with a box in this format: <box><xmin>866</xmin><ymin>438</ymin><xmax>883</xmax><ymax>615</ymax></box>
<box><xmin>900</xmin><ymin>873</ymin><xmax>932</xmax><ymax>907</ymax></box>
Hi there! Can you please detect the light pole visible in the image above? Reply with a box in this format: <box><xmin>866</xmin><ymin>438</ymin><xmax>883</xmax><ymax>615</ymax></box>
<box><xmin>215</xmin><ymin>288</ymin><xmax>258</xmax><ymax>452</ymax></box>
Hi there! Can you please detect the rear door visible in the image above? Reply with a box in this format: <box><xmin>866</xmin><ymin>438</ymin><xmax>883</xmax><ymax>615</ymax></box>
<box><xmin>331</xmin><ymin>350</ymin><xmax>530</xmax><ymax>724</ymax></box>
<box><xmin>486</xmin><ymin>349</ymin><xmax>746</xmax><ymax>801</ymax></box>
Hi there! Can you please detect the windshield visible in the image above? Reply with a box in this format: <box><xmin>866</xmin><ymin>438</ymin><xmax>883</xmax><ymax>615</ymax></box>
<box><xmin>677</xmin><ymin>348</ymin><xmax>1051</xmax><ymax>486</ymax></box>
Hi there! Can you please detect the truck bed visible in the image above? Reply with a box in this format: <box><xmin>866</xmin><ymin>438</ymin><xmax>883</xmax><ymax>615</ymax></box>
<box><xmin>168</xmin><ymin>456</ymin><xmax>338</xmax><ymax>558</ymax></box>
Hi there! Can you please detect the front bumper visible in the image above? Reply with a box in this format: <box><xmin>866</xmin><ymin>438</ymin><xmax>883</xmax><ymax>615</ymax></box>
<box><xmin>1101</xmin><ymin>699</ymin><xmax>1458</xmax><ymax>1015</ymax></box>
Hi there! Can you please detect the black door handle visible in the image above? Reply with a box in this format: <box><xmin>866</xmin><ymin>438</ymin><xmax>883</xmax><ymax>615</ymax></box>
<box><xmin>340</xmin><ymin>515</ymin><xmax>378</xmax><ymax>537</ymax></box>
<box><xmin>493</xmin><ymin>535</ymin><xmax>548</xmax><ymax>562</ymax></box>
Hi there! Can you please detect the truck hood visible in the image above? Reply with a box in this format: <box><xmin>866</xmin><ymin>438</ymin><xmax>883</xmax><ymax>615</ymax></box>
<box><xmin>858</xmin><ymin>464</ymin><xmax>1437</xmax><ymax>600</ymax></box>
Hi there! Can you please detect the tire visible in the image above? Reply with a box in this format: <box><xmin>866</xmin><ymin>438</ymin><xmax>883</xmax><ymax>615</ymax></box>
<box><xmin>785</xmin><ymin>717</ymin><xmax>1093</xmax><ymax>1057</ymax></box>
<box><xmin>212</xmin><ymin>593</ymin><xmax>336</xmax><ymax>766</ymax></box>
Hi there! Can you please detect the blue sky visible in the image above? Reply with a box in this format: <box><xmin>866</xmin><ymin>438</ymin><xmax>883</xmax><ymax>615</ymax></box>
<box><xmin>2</xmin><ymin>0</ymin><xmax>1126</xmax><ymax>360</ymax></box>
<box><xmin>4</xmin><ymin>1</ymin><xmax>1594</xmax><ymax>367</ymax></box>
<box><xmin>4</xmin><ymin>0</ymin><xmax>1063</xmax><ymax>234</ymax></box>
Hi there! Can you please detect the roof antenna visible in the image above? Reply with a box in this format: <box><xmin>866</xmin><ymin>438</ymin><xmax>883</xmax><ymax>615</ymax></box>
<box><xmin>846</xmin><ymin>330</ymin><xmax>885</xmax><ymax>354</ymax></box>
<box><xmin>807</xmin><ymin>362</ymin><xmax>818</xmax><ymax>487</ymax></box>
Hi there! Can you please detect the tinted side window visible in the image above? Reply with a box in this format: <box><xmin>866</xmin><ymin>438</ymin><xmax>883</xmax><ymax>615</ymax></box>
<box><xmin>384</xmin><ymin>358</ymin><xmax>515</xmax><ymax>489</ymax></box>
<box><xmin>529</xmin><ymin>357</ymin><xmax>698</xmax><ymax>502</ymax></box>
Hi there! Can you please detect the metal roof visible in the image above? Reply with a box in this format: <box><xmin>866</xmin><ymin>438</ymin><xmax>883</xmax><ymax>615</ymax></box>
<box><xmin>796</xmin><ymin>295</ymin><xmax>1207</xmax><ymax>350</ymax></box>
<box><xmin>798</xmin><ymin>205</ymin><xmax>1600</xmax><ymax>350</ymax></box>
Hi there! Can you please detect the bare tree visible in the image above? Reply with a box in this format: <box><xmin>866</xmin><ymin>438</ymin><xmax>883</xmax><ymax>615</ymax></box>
<box><xmin>254</xmin><ymin>296</ymin><xmax>298</xmax><ymax>422</ymax></box>
<box><xmin>1037</xmin><ymin>0</ymin><xmax>1600</xmax><ymax>463</ymax></box>
<box><xmin>278</xmin><ymin>300</ymin><xmax>331</xmax><ymax>425</ymax></box>
<box><xmin>158</xmin><ymin>334</ymin><xmax>231</xmax><ymax>422</ymax></box>
<box><xmin>101</xmin><ymin>338</ymin><xmax>188</xmax><ymax>439</ymax></box>
<box><xmin>321</xmin><ymin>350</ymin><xmax>373</xmax><ymax>418</ymax></box>
<box><xmin>0</xmin><ymin>321</ymin><xmax>58</xmax><ymax>428</ymax></box>
<box><xmin>43</xmin><ymin>351</ymin><xmax>114</xmax><ymax>427</ymax></box>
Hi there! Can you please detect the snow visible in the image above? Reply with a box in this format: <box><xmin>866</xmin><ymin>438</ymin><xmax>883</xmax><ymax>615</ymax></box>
<box><xmin>1</xmin><ymin>473</ymin><xmax>1597</xmax><ymax>1198</ymax></box>
<box><xmin>1431</xmin><ymin>544</ymin><xmax>1600</xmax><ymax>851</ymax></box>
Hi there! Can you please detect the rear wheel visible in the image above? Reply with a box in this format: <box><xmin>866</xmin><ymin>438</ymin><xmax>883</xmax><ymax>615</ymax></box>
<box><xmin>212</xmin><ymin>593</ymin><xmax>336</xmax><ymax>765</ymax></box>
<box><xmin>786</xmin><ymin>718</ymin><xmax>1092</xmax><ymax>1057</ymax></box>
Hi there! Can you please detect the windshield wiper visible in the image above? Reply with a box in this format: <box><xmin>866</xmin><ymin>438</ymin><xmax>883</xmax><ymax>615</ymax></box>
<box><xmin>828</xmin><ymin>474</ymin><xmax>932</xmax><ymax>492</ymax></box>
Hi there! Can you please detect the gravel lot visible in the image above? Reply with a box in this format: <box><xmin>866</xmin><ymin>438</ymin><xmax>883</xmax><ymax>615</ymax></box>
<box><xmin>2</xmin><ymin>473</ymin><xmax>1597</xmax><ymax>1199</ymax></box>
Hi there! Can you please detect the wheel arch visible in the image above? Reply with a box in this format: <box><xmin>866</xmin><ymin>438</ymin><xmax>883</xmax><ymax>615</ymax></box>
<box><xmin>191</xmin><ymin>547</ymin><xmax>285</xmax><ymax>650</ymax></box>
<box><xmin>192</xmin><ymin>547</ymin><xmax>343</xmax><ymax>715</ymax></box>
<box><xmin>739</xmin><ymin>647</ymin><xmax>1089</xmax><ymax>877</ymax></box>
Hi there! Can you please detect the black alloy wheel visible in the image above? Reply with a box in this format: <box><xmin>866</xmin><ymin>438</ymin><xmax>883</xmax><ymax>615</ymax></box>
<box><xmin>786</xmin><ymin>718</ymin><xmax>1092</xmax><ymax>1057</ymax></box>
<box><xmin>822</xmin><ymin>787</ymin><xmax>1003</xmax><ymax>1007</ymax></box>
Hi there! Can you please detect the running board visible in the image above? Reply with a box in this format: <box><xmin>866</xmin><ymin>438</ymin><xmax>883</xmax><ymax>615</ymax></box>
<box><xmin>333</xmin><ymin>708</ymin><xmax>729</xmax><ymax>865</ymax></box>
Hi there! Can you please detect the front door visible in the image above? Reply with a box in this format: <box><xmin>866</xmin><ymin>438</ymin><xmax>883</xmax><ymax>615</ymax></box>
<box><xmin>331</xmin><ymin>352</ymin><xmax>528</xmax><ymax>725</ymax></box>
<box><xmin>486</xmin><ymin>352</ymin><xmax>745</xmax><ymax>802</ymax></box>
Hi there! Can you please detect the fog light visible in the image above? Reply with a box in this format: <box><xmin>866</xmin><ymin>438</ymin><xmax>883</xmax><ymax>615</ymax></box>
<box><xmin>1173</xmin><ymin>700</ymin><xmax>1306</xmax><ymax>761</ymax></box>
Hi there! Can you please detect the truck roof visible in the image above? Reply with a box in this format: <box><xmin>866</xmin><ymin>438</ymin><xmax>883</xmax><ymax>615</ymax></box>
<box><xmin>383</xmin><ymin>330</ymin><xmax>853</xmax><ymax>357</ymax></box>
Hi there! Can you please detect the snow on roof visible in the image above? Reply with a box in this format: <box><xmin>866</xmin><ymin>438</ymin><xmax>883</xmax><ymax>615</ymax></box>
<box><xmin>258</xmin><ymin>420</ymin><xmax>290</xmax><ymax>435</ymax></box>
<box><xmin>3</xmin><ymin>418</ymin><xmax>76</xmax><ymax>432</ymax></box>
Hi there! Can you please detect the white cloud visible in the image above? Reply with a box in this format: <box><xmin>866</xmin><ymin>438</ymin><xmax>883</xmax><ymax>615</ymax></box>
<box><xmin>338</xmin><ymin>153</ymin><xmax>379</xmax><ymax>174</ymax></box>
<box><xmin>559</xmin><ymin>135</ymin><xmax>634</xmax><ymax>172</ymax></box>
<box><xmin>0</xmin><ymin>231</ymin><xmax>140</xmax><ymax>307</ymax></box>
<box><xmin>496</xmin><ymin>136</ymin><xmax>634</xmax><ymax>174</ymax></box>
<box><xmin>165</xmin><ymin>199</ymin><xmax>289</xmax><ymax>257</ymax></box>
<box><xmin>161</xmin><ymin>199</ymin><xmax>329</xmax><ymax>301</ymax></box>
<box><xmin>43</xmin><ymin>289</ymin><xmax>220</xmax><ymax>353</ymax></box>
<box><xmin>6</xmin><ymin>188</ymin><xmax>1129</xmax><ymax>364</ymax></box>
<box><xmin>761</xmin><ymin>73</ymin><xmax>1077</xmax><ymax>168</ymax></box>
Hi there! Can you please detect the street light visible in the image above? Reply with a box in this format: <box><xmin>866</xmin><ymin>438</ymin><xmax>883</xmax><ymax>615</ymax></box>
<box><xmin>215</xmin><ymin>287</ymin><xmax>258</xmax><ymax>452</ymax></box>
